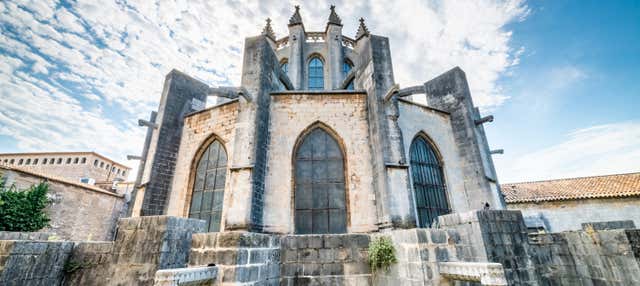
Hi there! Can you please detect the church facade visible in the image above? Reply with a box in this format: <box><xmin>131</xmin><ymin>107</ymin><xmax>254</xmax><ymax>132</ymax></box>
<box><xmin>134</xmin><ymin>5</ymin><xmax>504</xmax><ymax>235</ymax></box>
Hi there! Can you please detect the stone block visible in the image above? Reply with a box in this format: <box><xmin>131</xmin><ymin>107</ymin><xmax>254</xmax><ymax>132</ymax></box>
<box><xmin>343</xmin><ymin>262</ymin><xmax>370</xmax><ymax>275</ymax></box>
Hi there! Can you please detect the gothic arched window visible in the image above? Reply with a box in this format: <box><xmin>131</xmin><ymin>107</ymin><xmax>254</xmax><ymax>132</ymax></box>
<box><xmin>294</xmin><ymin>127</ymin><xmax>346</xmax><ymax>234</ymax></box>
<box><xmin>308</xmin><ymin>57</ymin><xmax>324</xmax><ymax>90</ymax></box>
<box><xmin>281</xmin><ymin>59</ymin><xmax>288</xmax><ymax>74</ymax></box>
<box><xmin>189</xmin><ymin>139</ymin><xmax>228</xmax><ymax>232</ymax></box>
<box><xmin>409</xmin><ymin>135</ymin><xmax>450</xmax><ymax>227</ymax></box>
<box><xmin>343</xmin><ymin>60</ymin><xmax>354</xmax><ymax>90</ymax></box>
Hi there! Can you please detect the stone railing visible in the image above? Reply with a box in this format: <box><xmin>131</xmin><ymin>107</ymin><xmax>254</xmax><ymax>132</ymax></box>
<box><xmin>154</xmin><ymin>266</ymin><xmax>218</xmax><ymax>286</ymax></box>
<box><xmin>438</xmin><ymin>262</ymin><xmax>507</xmax><ymax>286</ymax></box>
<box><xmin>305</xmin><ymin>31</ymin><xmax>325</xmax><ymax>43</ymax></box>
<box><xmin>276</xmin><ymin>36</ymin><xmax>288</xmax><ymax>50</ymax></box>
<box><xmin>275</xmin><ymin>34</ymin><xmax>356</xmax><ymax>50</ymax></box>
<box><xmin>342</xmin><ymin>36</ymin><xmax>356</xmax><ymax>49</ymax></box>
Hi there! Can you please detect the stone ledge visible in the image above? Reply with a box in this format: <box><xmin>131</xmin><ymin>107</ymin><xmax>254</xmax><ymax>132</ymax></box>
<box><xmin>438</xmin><ymin>262</ymin><xmax>507</xmax><ymax>286</ymax></box>
<box><xmin>154</xmin><ymin>266</ymin><xmax>218</xmax><ymax>286</ymax></box>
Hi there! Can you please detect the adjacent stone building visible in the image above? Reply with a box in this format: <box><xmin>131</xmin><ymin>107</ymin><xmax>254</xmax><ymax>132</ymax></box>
<box><xmin>0</xmin><ymin>151</ymin><xmax>131</xmax><ymax>187</ymax></box>
<box><xmin>0</xmin><ymin>165</ymin><xmax>126</xmax><ymax>241</ymax></box>
<box><xmin>133</xmin><ymin>5</ymin><xmax>505</xmax><ymax>236</ymax></box>
<box><xmin>502</xmin><ymin>172</ymin><xmax>640</xmax><ymax>232</ymax></box>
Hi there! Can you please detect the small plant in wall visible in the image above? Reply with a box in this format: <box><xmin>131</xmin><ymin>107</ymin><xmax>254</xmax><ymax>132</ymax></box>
<box><xmin>368</xmin><ymin>236</ymin><xmax>397</xmax><ymax>272</ymax></box>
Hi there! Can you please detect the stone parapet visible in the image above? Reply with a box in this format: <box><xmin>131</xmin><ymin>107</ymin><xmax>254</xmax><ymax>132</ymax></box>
<box><xmin>438</xmin><ymin>262</ymin><xmax>507</xmax><ymax>285</ymax></box>
<box><xmin>0</xmin><ymin>240</ymin><xmax>74</xmax><ymax>285</ymax></box>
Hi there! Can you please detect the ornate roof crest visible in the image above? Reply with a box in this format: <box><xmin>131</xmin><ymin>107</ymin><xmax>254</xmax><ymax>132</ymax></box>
<box><xmin>327</xmin><ymin>5</ymin><xmax>342</xmax><ymax>26</ymax></box>
<box><xmin>288</xmin><ymin>5</ymin><xmax>303</xmax><ymax>26</ymax></box>
<box><xmin>261</xmin><ymin>18</ymin><xmax>276</xmax><ymax>40</ymax></box>
<box><xmin>355</xmin><ymin>17</ymin><xmax>370</xmax><ymax>40</ymax></box>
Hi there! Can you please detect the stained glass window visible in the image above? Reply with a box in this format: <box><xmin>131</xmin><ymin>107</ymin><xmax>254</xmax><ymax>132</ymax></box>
<box><xmin>189</xmin><ymin>140</ymin><xmax>227</xmax><ymax>232</ymax></box>
<box><xmin>410</xmin><ymin>136</ymin><xmax>450</xmax><ymax>227</ymax></box>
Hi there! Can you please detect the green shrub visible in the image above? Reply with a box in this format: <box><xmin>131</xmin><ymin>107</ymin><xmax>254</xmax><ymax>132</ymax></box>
<box><xmin>368</xmin><ymin>236</ymin><xmax>397</xmax><ymax>272</ymax></box>
<box><xmin>0</xmin><ymin>181</ymin><xmax>50</xmax><ymax>232</ymax></box>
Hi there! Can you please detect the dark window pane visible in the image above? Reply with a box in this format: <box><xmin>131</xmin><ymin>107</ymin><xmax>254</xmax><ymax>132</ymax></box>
<box><xmin>190</xmin><ymin>191</ymin><xmax>202</xmax><ymax>214</ymax></box>
<box><xmin>205</xmin><ymin>171</ymin><xmax>216</xmax><ymax>190</ymax></box>
<box><xmin>296</xmin><ymin>210</ymin><xmax>312</xmax><ymax>234</ymax></box>
<box><xmin>212</xmin><ymin>190</ymin><xmax>224</xmax><ymax>211</ymax></box>
<box><xmin>214</xmin><ymin>168</ymin><xmax>226</xmax><ymax>189</ymax></box>
<box><xmin>295</xmin><ymin>184</ymin><xmax>313</xmax><ymax>209</ymax></box>
<box><xmin>295</xmin><ymin>161</ymin><xmax>313</xmax><ymax>184</ymax></box>
<box><xmin>202</xmin><ymin>191</ymin><xmax>214</xmax><ymax>211</ymax></box>
<box><xmin>328</xmin><ymin>209</ymin><xmax>346</xmax><ymax>233</ymax></box>
<box><xmin>313</xmin><ymin>210</ymin><xmax>328</xmax><ymax>234</ymax></box>
<box><xmin>312</xmin><ymin>184</ymin><xmax>328</xmax><ymax>209</ymax></box>
<box><xmin>326</xmin><ymin>160</ymin><xmax>343</xmax><ymax>181</ymax></box>
<box><xmin>328</xmin><ymin>183</ymin><xmax>346</xmax><ymax>208</ymax></box>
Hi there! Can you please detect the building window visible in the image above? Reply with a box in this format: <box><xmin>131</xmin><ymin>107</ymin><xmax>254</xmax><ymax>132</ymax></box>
<box><xmin>100</xmin><ymin>162</ymin><xmax>104</xmax><ymax>168</ymax></box>
<box><xmin>308</xmin><ymin>57</ymin><xmax>324</xmax><ymax>90</ymax></box>
<box><xmin>74</xmin><ymin>157</ymin><xmax>79</xmax><ymax>164</ymax></box>
<box><xmin>343</xmin><ymin>60</ymin><xmax>354</xmax><ymax>90</ymax></box>
<box><xmin>50</xmin><ymin>158</ymin><xmax>55</xmax><ymax>164</ymax></box>
<box><xmin>10</xmin><ymin>159</ymin><xmax>14</xmax><ymax>164</ymax></box>
<box><xmin>409</xmin><ymin>135</ymin><xmax>450</xmax><ymax>227</ymax></box>
<box><xmin>116</xmin><ymin>169</ymin><xmax>120</xmax><ymax>175</ymax></box>
<box><xmin>81</xmin><ymin>157</ymin><xmax>86</xmax><ymax>164</ymax></box>
<box><xmin>294</xmin><ymin>127</ymin><xmax>347</xmax><ymax>234</ymax></box>
<box><xmin>25</xmin><ymin>159</ymin><xmax>31</xmax><ymax>165</ymax></box>
<box><xmin>42</xmin><ymin>158</ymin><xmax>47</xmax><ymax>164</ymax></box>
<box><xmin>106</xmin><ymin>164</ymin><xmax>110</xmax><ymax>170</ymax></box>
<box><xmin>122</xmin><ymin>171</ymin><xmax>126</xmax><ymax>177</ymax></box>
<box><xmin>57</xmin><ymin>158</ymin><xmax>62</xmax><ymax>164</ymax></box>
<box><xmin>94</xmin><ymin>160</ymin><xmax>98</xmax><ymax>167</ymax></box>
<box><xmin>111</xmin><ymin>166</ymin><xmax>115</xmax><ymax>172</ymax></box>
<box><xmin>189</xmin><ymin>139</ymin><xmax>228</xmax><ymax>232</ymax></box>
<box><xmin>33</xmin><ymin>158</ymin><xmax>38</xmax><ymax>165</ymax></box>
<box><xmin>18</xmin><ymin>159</ymin><xmax>23</xmax><ymax>165</ymax></box>
<box><xmin>280</xmin><ymin>59</ymin><xmax>288</xmax><ymax>74</ymax></box>
<box><xmin>66</xmin><ymin>158</ymin><xmax>71</xmax><ymax>164</ymax></box>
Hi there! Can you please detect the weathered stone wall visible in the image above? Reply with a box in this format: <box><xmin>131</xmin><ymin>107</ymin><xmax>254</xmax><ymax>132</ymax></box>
<box><xmin>63</xmin><ymin>242</ymin><xmax>114</xmax><ymax>285</ymax></box>
<box><xmin>265</xmin><ymin>91</ymin><xmax>377</xmax><ymax>233</ymax></box>
<box><xmin>424</xmin><ymin>67</ymin><xmax>505</xmax><ymax>210</ymax></box>
<box><xmin>166</xmin><ymin>100</ymin><xmax>239</xmax><ymax>219</ymax></box>
<box><xmin>529</xmin><ymin>229</ymin><xmax>640</xmax><ymax>285</ymax></box>
<box><xmin>189</xmin><ymin>232</ymin><xmax>280</xmax><ymax>285</ymax></box>
<box><xmin>0</xmin><ymin>240</ymin><xmax>73</xmax><ymax>286</ymax></box>
<box><xmin>62</xmin><ymin>216</ymin><xmax>205</xmax><ymax>286</ymax></box>
<box><xmin>397</xmin><ymin>99</ymin><xmax>472</xmax><ymax>215</ymax></box>
<box><xmin>507</xmin><ymin>197</ymin><xmax>640</xmax><ymax>232</ymax></box>
<box><xmin>280</xmin><ymin>234</ymin><xmax>371</xmax><ymax>285</ymax></box>
<box><xmin>439</xmin><ymin>210</ymin><xmax>538</xmax><ymax>285</ymax></box>
<box><xmin>371</xmin><ymin>229</ymin><xmax>461</xmax><ymax>285</ymax></box>
<box><xmin>0</xmin><ymin>167</ymin><xmax>126</xmax><ymax>241</ymax></box>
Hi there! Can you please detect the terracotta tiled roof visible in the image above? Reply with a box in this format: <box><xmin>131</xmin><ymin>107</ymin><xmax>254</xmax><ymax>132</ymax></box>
<box><xmin>501</xmin><ymin>172</ymin><xmax>640</xmax><ymax>203</ymax></box>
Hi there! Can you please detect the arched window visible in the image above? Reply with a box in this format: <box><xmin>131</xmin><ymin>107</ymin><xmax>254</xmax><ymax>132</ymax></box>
<box><xmin>294</xmin><ymin>127</ymin><xmax>346</xmax><ymax>234</ymax></box>
<box><xmin>189</xmin><ymin>139</ymin><xmax>227</xmax><ymax>232</ymax></box>
<box><xmin>409</xmin><ymin>135</ymin><xmax>450</xmax><ymax>227</ymax></box>
<box><xmin>308</xmin><ymin>57</ymin><xmax>324</xmax><ymax>90</ymax></box>
<box><xmin>343</xmin><ymin>60</ymin><xmax>354</xmax><ymax>90</ymax></box>
<box><xmin>280</xmin><ymin>59</ymin><xmax>288</xmax><ymax>74</ymax></box>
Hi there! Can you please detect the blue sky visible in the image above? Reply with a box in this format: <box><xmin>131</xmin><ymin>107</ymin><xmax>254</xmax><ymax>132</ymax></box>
<box><xmin>0</xmin><ymin>0</ymin><xmax>638</xmax><ymax>183</ymax></box>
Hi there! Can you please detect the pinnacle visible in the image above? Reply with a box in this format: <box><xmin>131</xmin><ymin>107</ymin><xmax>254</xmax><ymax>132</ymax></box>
<box><xmin>289</xmin><ymin>5</ymin><xmax>303</xmax><ymax>26</ymax></box>
<box><xmin>261</xmin><ymin>18</ymin><xmax>276</xmax><ymax>40</ymax></box>
<box><xmin>355</xmin><ymin>17</ymin><xmax>370</xmax><ymax>40</ymax></box>
<box><xmin>327</xmin><ymin>5</ymin><xmax>342</xmax><ymax>26</ymax></box>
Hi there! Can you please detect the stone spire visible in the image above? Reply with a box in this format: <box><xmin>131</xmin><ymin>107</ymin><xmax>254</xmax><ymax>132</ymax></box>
<box><xmin>355</xmin><ymin>17</ymin><xmax>370</xmax><ymax>40</ymax></box>
<box><xmin>261</xmin><ymin>18</ymin><xmax>276</xmax><ymax>40</ymax></box>
<box><xmin>327</xmin><ymin>5</ymin><xmax>342</xmax><ymax>26</ymax></box>
<box><xmin>288</xmin><ymin>5</ymin><xmax>303</xmax><ymax>26</ymax></box>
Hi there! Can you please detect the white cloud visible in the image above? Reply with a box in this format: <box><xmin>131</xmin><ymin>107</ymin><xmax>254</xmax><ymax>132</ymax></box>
<box><xmin>495</xmin><ymin>121</ymin><xmax>640</xmax><ymax>183</ymax></box>
<box><xmin>0</xmin><ymin>0</ymin><xmax>528</xmax><ymax>180</ymax></box>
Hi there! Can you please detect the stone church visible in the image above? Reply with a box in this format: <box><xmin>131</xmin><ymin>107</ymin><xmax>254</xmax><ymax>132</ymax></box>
<box><xmin>134</xmin><ymin>5</ymin><xmax>504</xmax><ymax>236</ymax></box>
<box><xmin>4</xmin><ymin>6</ymin><xmax>640</xmax><ymax>286</ymax></box>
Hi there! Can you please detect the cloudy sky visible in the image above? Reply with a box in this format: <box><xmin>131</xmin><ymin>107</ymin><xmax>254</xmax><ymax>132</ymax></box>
<box><xmin>0</xmin><ymin>0</ymin><xmax>638</xmax><ymax>183</ymax></box>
